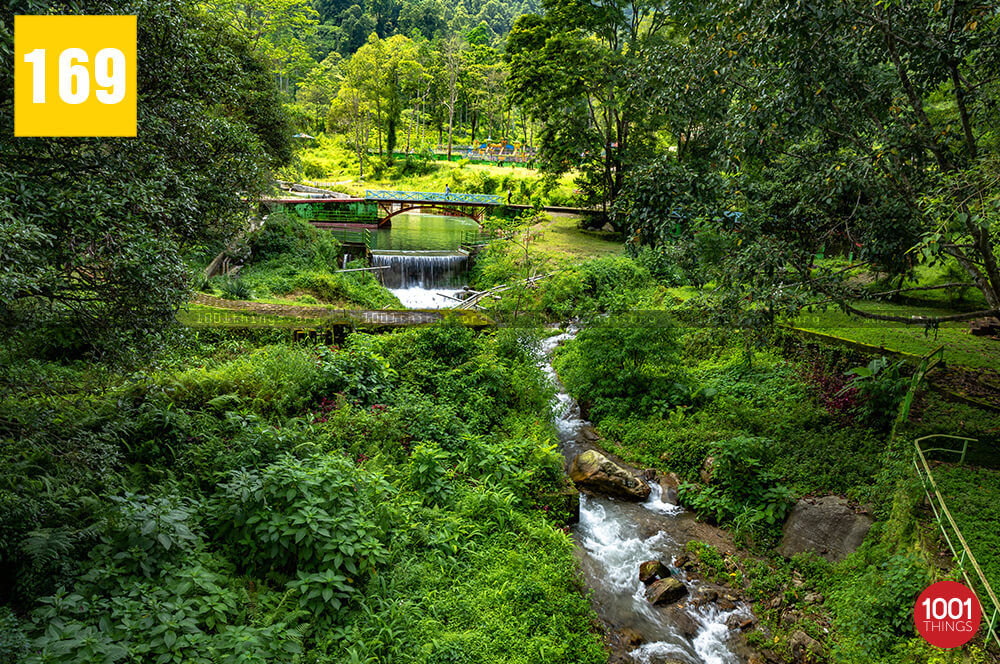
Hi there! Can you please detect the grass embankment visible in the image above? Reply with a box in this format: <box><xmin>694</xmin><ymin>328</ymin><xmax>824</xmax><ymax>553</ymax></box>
<box><xmin>191</xmin><ymin>214</ymin><xmax>401</xmax><ymax>311</ymax></box>
<box><xmin>0</xmin><ymin>324</ymin><xmax>606</xmax><ymax>664</ymax></box>
<box><xmin>295</xmin><ymin>135</ymin><xmax>579</xmax><ymax>205</ymax></box>
<box><xmin>931</xmin><ymin>464</ymin><xmax>1000</xmax><ymax>591</ymax></box>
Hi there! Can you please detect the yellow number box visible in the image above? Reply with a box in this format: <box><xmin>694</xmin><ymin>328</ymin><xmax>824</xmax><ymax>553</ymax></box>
<box><xmin>14</xmin><ymin>15</ymin><xmax>137</xmax><ymax>137</ymax></box>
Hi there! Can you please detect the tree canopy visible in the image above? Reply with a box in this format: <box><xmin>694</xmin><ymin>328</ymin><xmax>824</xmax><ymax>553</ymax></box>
<box><xmin>0</xmin><ymin>0</ymin><xmax>293</xmax><ymax>360</ymax></box>
<box><xmin>620</xmin><ymin>0</ymin><xmax>1000</xmax><ymax>325</ymax></box>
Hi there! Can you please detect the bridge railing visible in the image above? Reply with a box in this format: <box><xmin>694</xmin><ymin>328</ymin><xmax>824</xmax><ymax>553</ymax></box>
<box><xmin>365</xmin><ymin>190</ymin><xmax>502</xmax><ymax>205</ymax></box>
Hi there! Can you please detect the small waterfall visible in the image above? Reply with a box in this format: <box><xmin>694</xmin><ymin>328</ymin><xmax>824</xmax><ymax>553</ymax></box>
<box><xmin>370</xmin><ymin>250</ymin><xmax>468</xmax><ymax>289</ymax></box>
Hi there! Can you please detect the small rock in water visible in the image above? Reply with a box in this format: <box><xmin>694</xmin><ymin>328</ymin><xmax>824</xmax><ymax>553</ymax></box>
<box><xmin>739</xmin><ymin>618</ymin><xmax>755</xmax><ymax>631</ymax></box>
<box><xmin>569</xmin><ymin>450</ymin><xmax>651</xmax><ymax>500</ymax></box>
<box><xmin>672</xmin><ymin>554</ymin><xmax>690</xmax><ymax>569</ymax></box>
<box><xmin>645</xmin><ymin>577</ymin><xmax>688</xmax><ymax>605</ymax></box>
<box><xmin>663</xmin><ymin>604</ymin><xmax>699</xmax><ymax>637</ymax></box>
<box><xmin>639</xmin><ymin>560</ymin><xmax>670</xmax><ymax>585</ymax></box>
<box><xmin>619</xmin><ymin>627</ymin><xmax>645</xmax><ymax>647</ymax></box>
<box><xmin>718</xmin><ymin>598</ymin><xmax>737</xmax><ymax>611</ymax></box>
<box><xmin>659</xmin><ymin>473</ymin><xmax>681</xmax><ymax>505</ymax></box>
<box><xmin>726</xmin><ymin>614</ymin><xmax>744</xmax><ymax>630</ymax></box>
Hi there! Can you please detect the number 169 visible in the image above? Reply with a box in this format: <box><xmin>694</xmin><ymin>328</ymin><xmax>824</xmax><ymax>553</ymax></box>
<box><xmin>23</xmin><ymin>47</ymin><xmax>127</xmax><ymax>105</ymax></box>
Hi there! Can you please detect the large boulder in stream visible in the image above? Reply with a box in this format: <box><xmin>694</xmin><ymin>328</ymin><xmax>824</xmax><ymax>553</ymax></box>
<box><xmin>569</xmin><ymin>450</ymin><xmax>650</xmax><ymax>500</ymax></box>
<box><xmin>779</xmin><ymin>496</ymin><xmax>873</xmax><ymax>563</ymax></box>
<box><xmin>639</xmin><ymin>560</ymin><xmax>671</xmax><ymax>585</ymax></box>
<box><xmin>645</xmin><ymin>577</ymin><xmax>688</xmax><ymax>605</ymax></box>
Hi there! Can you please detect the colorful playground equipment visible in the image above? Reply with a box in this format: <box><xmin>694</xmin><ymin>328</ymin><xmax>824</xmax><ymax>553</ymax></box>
<box><xmin>467</xmin><ymin>139</ymin><xmax>533</xmax><ymax>163</ymax></box>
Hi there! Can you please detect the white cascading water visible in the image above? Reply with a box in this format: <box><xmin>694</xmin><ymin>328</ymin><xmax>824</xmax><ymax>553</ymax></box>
<box><xmin>370</xmin><ymin>250</ymin><xmax>468</xmax><ymax>309</ymax></box>
<box><xmin>539</xmin><ymin>329</ymin><xmax>747</xmax><ymax>664</ymax></box>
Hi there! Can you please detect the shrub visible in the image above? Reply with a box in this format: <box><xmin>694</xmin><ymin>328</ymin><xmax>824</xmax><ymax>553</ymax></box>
<box><xmin>553</xmin><ymin>314</ymin><xmax>696</xmax><ymax>421</ymax></box>
<box><xmin>211</xmin><ymin>454</ymin><xmax>390</xmax><ymax>582</ymax></box>
<box><xmin>844</xmin><ymin>356</ymin><xmax>909</xmax><ymax>430</ymax></box>
<box><xmin>678</xmin><ymin>436</ymin><xmax>795</xmax><ymax>541</ymax></box>
<box><xmin>218</xmin><ymin>277</ymin><xmax>253</xmax><ymax>301</ymax></box>
<box><xmin>0</xmin><ymin>606</ymin><xmax>28</xmax><ymax>664</ymax></box>
<box><xmin>96</xmin><ymin>493</ymin><xmax>201</xmax><ymax>577</ymax></box>
<box><xmin>826</xmin><ymin>546</ymin><xmax>930</xmax><ymax>661</ymax></box>
<box><xmin>163</xmin><ymin>344</ymin><xmax>330</xmax><ymax>417</ymax></box>
<box><xmin>246</xmin><ymin>213</ymin><xmax>340</xmax><ymax>269</ymax></box>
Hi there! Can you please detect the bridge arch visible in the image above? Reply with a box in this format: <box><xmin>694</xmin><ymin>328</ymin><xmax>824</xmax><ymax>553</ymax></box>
<box><xmin>378</xmin><ymin>203</ymin><xmax>487</xmax><ymax>227</ymax></box>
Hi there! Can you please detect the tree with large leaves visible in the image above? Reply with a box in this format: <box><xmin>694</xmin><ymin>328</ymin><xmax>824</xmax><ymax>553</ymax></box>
<box><xmin>0</xmin><ymin>0</ymin><xmax>293</xmax><ymax>362</ymax></box>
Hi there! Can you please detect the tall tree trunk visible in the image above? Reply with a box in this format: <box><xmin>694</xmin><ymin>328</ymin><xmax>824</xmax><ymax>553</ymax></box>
<box><xmin>447</xmin><ymin>104</ymin><xmax>455</xmax><ymax>160</ymax></box>
<box><xmin>406</xmin><ymin>103</ymin><xmax>414</xmax><ymax>154</ymax></box>
<box><xmin>375</xmin><ymin>96</ymin><xmax>383</xmax><ymax>155</ymax></box>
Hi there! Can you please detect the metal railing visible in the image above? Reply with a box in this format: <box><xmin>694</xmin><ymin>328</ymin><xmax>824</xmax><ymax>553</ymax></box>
<box><xmin>365</xmin><ymin>190</ymin><xmax>502</xmax><ymax>205</ymax></box>
<box><xmin>912</xmin><ymin>436</ymin><xmax>1000</xmax><ymax>649</ymax></box>
<box><xmin>888</xmin><ymin>345</ymin><xmax>999</xmax><ymax>649</ymax></box>
<box><xmin>326</xmin><ymin>227</ymin><xmax>374</xmax><ymax>248</ymax></box>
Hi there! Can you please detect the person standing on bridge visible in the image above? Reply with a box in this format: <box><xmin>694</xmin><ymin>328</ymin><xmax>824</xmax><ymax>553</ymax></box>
<box><xmin>444</xmin><ymin>184</ymin><xmax>450</xmax><ymax>199</ymax></box>
<box><xmin>507</xmin><ymin>188</ymin><xmax>512</xmax><ymax>204</ymax></box>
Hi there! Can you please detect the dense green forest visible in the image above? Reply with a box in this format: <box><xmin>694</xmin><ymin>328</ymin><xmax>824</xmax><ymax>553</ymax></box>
<box><xmin>3</xmin><ymin>0</ymin><xmax>1000</xmax><ymax>663</ymax></box>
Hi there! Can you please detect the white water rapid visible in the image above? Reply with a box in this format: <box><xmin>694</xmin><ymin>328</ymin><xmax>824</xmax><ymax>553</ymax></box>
<box><xmin>539</xmin><ymin>330</ymin><xmax>748</xmax><ymax>664</ymax></box>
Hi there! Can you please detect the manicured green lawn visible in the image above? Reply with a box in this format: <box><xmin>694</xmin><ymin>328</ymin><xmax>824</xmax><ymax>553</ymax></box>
<box><xmin>792</xmin><ymin>302</ymin><xmax>1000</xmax><ymax>369</ymax></box>
<box><xmin>527</xmin><ymin>215</ymin><xmax>623</xmax><ymax>263</ymax></box>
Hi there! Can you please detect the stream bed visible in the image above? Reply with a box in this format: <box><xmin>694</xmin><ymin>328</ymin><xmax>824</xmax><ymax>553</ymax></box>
<box><xmin>540</xmin><ymin>330</ymin><xmax>749</xmax><ymax>664</ymax></box>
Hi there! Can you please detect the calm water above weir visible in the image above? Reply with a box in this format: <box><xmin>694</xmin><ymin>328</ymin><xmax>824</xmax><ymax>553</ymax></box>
<box><xmin>370</xmin><ymin>212</ymin><xmax>480</xmax><ymax>251</ymax></box>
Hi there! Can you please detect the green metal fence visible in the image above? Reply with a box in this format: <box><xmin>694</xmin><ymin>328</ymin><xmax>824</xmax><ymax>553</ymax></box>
<box><xmin>892</xmin><ymin>345</ymin><xmax>1000</xmax><ymax>649</ymax></box>
<box><xmin>273</xmin><ymin>200</ymin><xmax>379</xmax><ymax>224</ymax></box>
<box><xmin>325</xmin><ymin>227</ymin><xmax>374</xmax><ymax>248</ymax></box>
<box><xmin>912</xmin><ymin>436</ymin><xmax>1000</xmax><ymax>649</ymax></box>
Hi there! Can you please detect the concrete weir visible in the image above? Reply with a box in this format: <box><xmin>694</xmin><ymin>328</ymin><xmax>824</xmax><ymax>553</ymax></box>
<box><xmin>369</xmin><ymin>249</ymin><xmax>469</xmax><ymax>289</ymax></box>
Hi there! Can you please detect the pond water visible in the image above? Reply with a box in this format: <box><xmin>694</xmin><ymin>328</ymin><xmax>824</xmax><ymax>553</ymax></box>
<box><xmin>370</xmin><ymin>212</ymin><xmax>480</xmax><ymax>251</ymax></box>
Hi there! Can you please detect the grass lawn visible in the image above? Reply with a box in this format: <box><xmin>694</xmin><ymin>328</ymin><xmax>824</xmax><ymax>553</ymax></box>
<box><xmin>792</xmin><ymin>301</ymin><xmax>1000</xmax><ymax>369</ymax></box>
<box><xmin>296</xmin><ymin>136</ymin><xmax>578</xmax><ymax>204</ymax></box>
<box><xmin>527</xmin><ymin>215</ymin><xmax>623</xmax><ymax>263</ymax></box>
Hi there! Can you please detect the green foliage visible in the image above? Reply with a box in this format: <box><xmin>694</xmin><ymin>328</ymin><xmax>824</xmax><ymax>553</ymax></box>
<box><xmin>843</xmin><ymin>357</ymin><xmax>909</xmax><ymax>431</ymax></box>
<box><xmin>599</xmin><ymin>343</ymin><xmax>888</xmax><ymax>504</ymax></box>
<box><xmin>408</xmin><ymin>442</ymin><xmax>454</xmax><ymax>505</ymax></box>
<box><xmin>678</xmin><ymin>436</ymin><xmax>795</xmax><ymax>541</ymax></box>
<box><xmin>211</xmin><ymin>454</ymin><xmax>389</xmax><ymax>585</ymax></box>
<box><xmin>217</xmin><ymin>277</ymin><xmax>254</xmax><ymax>301</ymax></box>
<box><xmin>317</xmin><ymin>341</ymin><xmax>397</xmax><ymax>405</ymax></box>
<box><xmin>0</xmin><ymin>606</ymin><xmax>28</xmax><ymax>664</ymax></box>
<box><xmin>932</xmin><ymin>464</ymin><xmax>1000</xmax><ymax>590</ymax></box>
<box><xmin>3</xmin><ymin>322</ymin><xmax>609</xmax><ymax>664</ymax></box>
<box><xmin>162</xmin><ymin>344</ymin><xmax>331</xmax><ymax>418</ymax></box>
<box><xmin>825</xmin><ymin>545</ymin><xmax>930</xmax><ymax>662</ymax></box>
<box><xmin>0</xmin><ymin>0</ymin><xmax>293</xmax><ymax>360</ymax></box>
<box><xmin>97</xmin><ymin>493</ymin><xmax>200</xmax><ymax>577</ymax></box>
<box><xmin>553</xmin><ymin>314</ymin><xmax>696</xmax><ymax>421</ymax></box>
<box><xmin>247</xmin><ymin>213</ymin><xmax>341</xmax><ymax>269</ymax></box>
